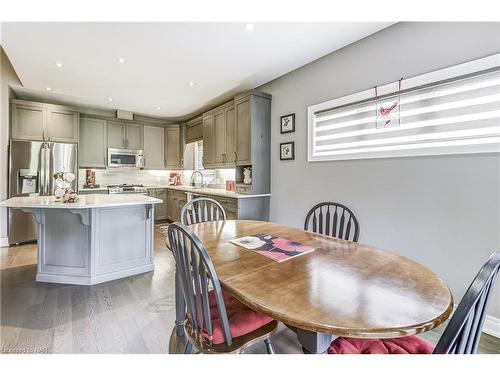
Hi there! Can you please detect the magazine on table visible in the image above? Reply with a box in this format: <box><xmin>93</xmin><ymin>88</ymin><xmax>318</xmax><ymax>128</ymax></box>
<box><xmin>229</xmin><ymin>233</ymin><xmax>314</xmax><ymax>263</ymax></box>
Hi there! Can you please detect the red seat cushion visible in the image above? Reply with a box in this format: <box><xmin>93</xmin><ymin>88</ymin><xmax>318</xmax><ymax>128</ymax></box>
<box><xmin>201</xmin><ymin>289</ymin><xmax>274</xmax><ymax>345</ymax></box>
<box><xmin>328</xmin><ymin>336</ymin><xmax>434</xmax><ymax>354</ymax></box>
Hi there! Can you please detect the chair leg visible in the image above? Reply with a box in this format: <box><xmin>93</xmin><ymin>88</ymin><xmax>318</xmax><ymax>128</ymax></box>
<box><xmin>184</xmin><ymin>341</ymin><xmax>193</xmax><ymax>354</ymax></box>
<box><xmin>264</xmin><ymin>338</ymin><xmax>275</xmax><ymax>354</ymax></box>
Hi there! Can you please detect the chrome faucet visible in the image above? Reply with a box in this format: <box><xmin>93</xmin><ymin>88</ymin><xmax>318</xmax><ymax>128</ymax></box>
<box><xmin>190</xmin><ymin>171</ymin><xmax>204</xmax><ymax>187</ymax></box>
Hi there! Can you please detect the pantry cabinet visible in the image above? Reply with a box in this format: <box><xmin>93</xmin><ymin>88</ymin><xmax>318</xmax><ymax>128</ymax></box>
<box><xmin>11</xmin><ymin>100</ymin><xmax>79</xmax><ymax>143</ymax></box>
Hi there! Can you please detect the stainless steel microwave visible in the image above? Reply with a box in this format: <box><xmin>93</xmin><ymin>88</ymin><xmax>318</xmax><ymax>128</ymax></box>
<box><xmin>107</xmin><ymin>148</ymin><xmax>145</xmax><ymax>168</ymax></box>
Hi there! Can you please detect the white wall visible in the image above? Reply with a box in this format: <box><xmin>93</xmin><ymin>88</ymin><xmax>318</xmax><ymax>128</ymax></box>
<box><xmin>0</xmin><ymin>47</ymin><xmax>22</xmax><ymax>247</ymax></box>
<box><xmin>258</xmin><ymin>22</ymin><xmax>500</xmax><ymax>322</ymax></box>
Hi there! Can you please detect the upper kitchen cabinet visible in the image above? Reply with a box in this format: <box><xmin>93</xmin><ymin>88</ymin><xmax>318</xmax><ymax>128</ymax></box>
<box><xmin>46</xmin><ymin>107</ymin><xmax>79</xmax><ymax>143</ymax></box>
<box><xmin>107</xmin><ymin>121</ymin><xmax>144</xmax><ymax>150</ymax></box>
<box><xmin>213</xmin><ymin>107</ymin><xmax>226</xmax><ymax>166</ymax></box>
<box><xmin>143</xmin><ymin>125</ymin><xmax>164</xmax><ymax>169</ymax></box>
<box><xmin>79</xmin><ymin>117</ymin><xmax>107</xmax><ymax>168</ymax></box>
<box><xmin>234</xmin><ymin>91</ymin><xmax>271</xmax><ymax>167</ymax></box>
<box><xmin>202</xmin><ymin>114</ymin><xmax>215</xmax><ymax>168</ymax></box>
<box><xmin>202</xmin><ymin>101</ymin><xmax>235</xmax><ymax>168</ymax></box>
<box><xmin>234</xmin><ymin>95</ymin><xmax>251</xmax><ymax>165</ymax></box>
<box><xmin>225</xmin><ymin>105</ymin><xmax>236</xmax><ymax>166</ymax></box>
<box><xmin>11</xmin><ymin>101</ymin><xmax>45</xmax><ymax>141</ymax></box>
<box><xmin>185</xmin><ymin>116</ymin><xmax>203</xmax><ymax>144</ymax></box>
<box><xmin>11</xmin><ymin>100</ymin><xmax>79</xmax><ymax>143</ymax></box>
<box><xmin>126</xmin><ymin>123</ymin><xmax>144</xmax><ymax>149</ymax></box>
<box><xmin>107</xmin><ymin>121</ymin><xmax>126</xmax><ymax>148</ymax></box>
<box><xmin>165</xmin><ymin>124</ymin><xmax>182</xmax><ymax>169</ymax></box>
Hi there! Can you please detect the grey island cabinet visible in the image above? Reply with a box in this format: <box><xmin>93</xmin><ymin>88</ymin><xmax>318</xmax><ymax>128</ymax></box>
<box><xmin>0</xmin><ymin>194</ymin><xmax>162</xmax><ymax>286</ymax></box>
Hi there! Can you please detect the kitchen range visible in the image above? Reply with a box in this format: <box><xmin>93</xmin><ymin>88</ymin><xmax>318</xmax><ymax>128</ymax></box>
<box><xmin>107</xmin><ymin>183</ymin><xmax>148</xmax><ymax>194</ymax></box>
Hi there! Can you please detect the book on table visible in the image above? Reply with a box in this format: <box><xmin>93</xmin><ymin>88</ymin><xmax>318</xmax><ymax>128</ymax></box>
<box><xmin>229</xmin><ymin>233</ymin><xmax>314</xmax><ymax>263</ymax></box>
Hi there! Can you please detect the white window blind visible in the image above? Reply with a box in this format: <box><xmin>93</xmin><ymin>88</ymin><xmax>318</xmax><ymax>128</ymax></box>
<box><xmin>308</xmin><ymin>54</ymin><xmax>500</xmax><ymax>161</ymax></box>
<box><xmin>195</xmin><ymin>140</ymin><xmax>215</xmax><ymax>182</ymax></box>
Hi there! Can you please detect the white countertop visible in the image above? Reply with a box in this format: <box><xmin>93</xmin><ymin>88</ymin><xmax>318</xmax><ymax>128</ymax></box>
<box><xmin>79</xmin><ymin>184</ymin><xmax>271</xmax><ymax>199</ymax></box>
<box><xmin>147</xmin><ymin>185</ymin><xmax>271</xmax><ymax>199</ymax></box>
<box><xmin>0</xmin><ymin>194</ymin><xmax>162</xmax><ymax>209</ymax></box>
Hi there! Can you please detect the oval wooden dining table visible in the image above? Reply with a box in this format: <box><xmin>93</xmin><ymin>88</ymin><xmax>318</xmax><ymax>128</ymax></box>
<box><xmin>169</xmin><ymin>220</ymin><xmax>453</xmax><ymax>354</ymax></box>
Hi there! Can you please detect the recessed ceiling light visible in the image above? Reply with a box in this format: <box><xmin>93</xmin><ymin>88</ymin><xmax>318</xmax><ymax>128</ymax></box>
<box><xmin>117</xmin><ymin>57</ymin><xmax>126</xmax><ymax>63</ymax></box>
<box><xmin>188</xmin><ymin>81</ymin><xmax>195</xmax><ymax>87</ymax></box>
<box><xmin>107</xmin><ymin>97</ymin><xmax>113</xmax><ymax>102</ymax></box>
<box><xmin>55</xmin><ymin>62</ymin><xmax>63</xmax><ymax>68</ymax></box>
<box><xmin>245</xmin><ymin>23</ymin><xmax>255</xmax><ymax>31</ymax></box>
<box><xmin>45</xmin><ymin>86</ymin><xmax>52</xmax><ymax>91</ymax></box>
<box><xmin>156</xmin><ymin>106</ymin><xmax>161</xmax><ymax>110</ymax></box>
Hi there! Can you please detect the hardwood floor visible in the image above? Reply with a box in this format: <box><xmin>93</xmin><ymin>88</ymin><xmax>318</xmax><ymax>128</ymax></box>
<box><xmin>1</xmin><ymin>224</ymin><xmax>499</xmax><ymax>354</ymax></box>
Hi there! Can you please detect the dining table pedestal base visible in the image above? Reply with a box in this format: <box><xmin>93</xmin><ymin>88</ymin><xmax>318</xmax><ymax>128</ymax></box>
<box><xmin>296</xmin><ymin>328</ymin><xmax>334</xmax><ymax>354</ymax></box>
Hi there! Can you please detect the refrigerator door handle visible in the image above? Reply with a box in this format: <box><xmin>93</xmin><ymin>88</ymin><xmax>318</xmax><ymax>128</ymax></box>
<box><xmin>45</xmin><ymin>143</ymin><xmax>51</xmax><ymax>195</ymax></box>
<box><xmin>39</xmin><ymin>143</ymin><xmax>46</xmax><ymax>195</ymax></box>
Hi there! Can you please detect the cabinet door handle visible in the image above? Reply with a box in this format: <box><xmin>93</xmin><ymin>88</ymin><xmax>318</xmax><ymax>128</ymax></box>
<box><xmin>234</xmin><ymin>151</ymin><xmax>238</xmax><ymax>161</ymax></box>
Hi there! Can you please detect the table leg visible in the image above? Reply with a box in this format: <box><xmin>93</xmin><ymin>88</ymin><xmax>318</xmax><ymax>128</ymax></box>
<box><xmin>296</xmin><ymin>329</ymin><xmax>334</xmax><ymax>354</ymax></box>
<box><xmin>174</xmin><ymin>267</ymin><xmax>185</xmax><ymax>337</ymax></box>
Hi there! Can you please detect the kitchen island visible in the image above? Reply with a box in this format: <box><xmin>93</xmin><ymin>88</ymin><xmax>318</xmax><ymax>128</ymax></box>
<box><xmin>0</xmin><ymin>194</ymin><xmax>162</xmax><ymax>285</ymax></box>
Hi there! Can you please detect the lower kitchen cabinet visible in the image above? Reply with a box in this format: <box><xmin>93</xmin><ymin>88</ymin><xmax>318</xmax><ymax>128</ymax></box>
<box><xmin>147</xmin><ymin>188</ymin><xmax>168</xmax><ymax>221</ymax></box>
<box><xmin>174</xmin><ymin>190</ymin><xmax>270</xmax><ymax>221</ymax></box>
<box><xmin>167</xmin><ymin>189</ymin><xmax>187</xmax><ymax>221</ymax></box>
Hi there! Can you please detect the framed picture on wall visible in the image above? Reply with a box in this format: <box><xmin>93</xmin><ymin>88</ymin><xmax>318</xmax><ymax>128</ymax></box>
<box><xmin>280</xmin><ymin>141</ymin><xmax>295</xmax><ymax>161</ymax></box>
<box><xmin>280</xmin><ymin>113</ymin><xmax>295</xmax><ymax>134</ymax></box>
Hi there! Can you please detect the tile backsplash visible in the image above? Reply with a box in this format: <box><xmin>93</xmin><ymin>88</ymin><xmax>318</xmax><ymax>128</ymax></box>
<box><xmin>79</xmin><ymin>168</ymin><xmax>235</xmax><ymax>188</ymax></box>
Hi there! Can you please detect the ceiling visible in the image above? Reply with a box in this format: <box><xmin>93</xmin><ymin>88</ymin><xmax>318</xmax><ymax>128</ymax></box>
<box><xmin>1</xmin><ymin>22</ymin><xmax>393</xmax><ymax>120</ymax></box>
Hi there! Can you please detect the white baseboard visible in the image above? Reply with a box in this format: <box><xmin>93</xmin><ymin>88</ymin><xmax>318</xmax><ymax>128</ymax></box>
<box><xmin>483</xmin><ymin>314</ymin><xmax>500</xmax><ymax>338</ymax></box>
<box><xmin>452</xmin><ymin>303</ymin><xmax>500</xmax><ymax>339</ymax></box>
<box><xmin>0</xmin><ymin>236</ymin><xmax>9</xmax><ymax>247</ymax></box>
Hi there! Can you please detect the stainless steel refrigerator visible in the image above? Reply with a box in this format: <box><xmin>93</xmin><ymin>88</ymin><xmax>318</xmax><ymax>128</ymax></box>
<box><xmin>8</xmin><ymin>140</ymin><xmax>77</xmax><ymax>244</ymax></box>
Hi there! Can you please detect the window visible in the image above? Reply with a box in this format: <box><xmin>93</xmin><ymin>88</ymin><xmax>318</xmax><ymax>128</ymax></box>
<box><xmin>194</xmin><ymin>140</ymin><xmax>215</xmax><ymax>183</ymax></box>
<box><xmin>308</xmin><ymin>54</ymin><xmax>500</xmax><ymax>161</ymax></box>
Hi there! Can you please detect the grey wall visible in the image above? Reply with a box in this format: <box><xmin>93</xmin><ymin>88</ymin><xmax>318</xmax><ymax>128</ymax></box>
<box><xmin>0</xmin><ymin>47</ymin><xmax>22</xmax><ymax>246</ymax></box>
<box><xmin>258</xmin><ymin>22</ymin><xmax>500</xmax><ymax>320</ymax></box>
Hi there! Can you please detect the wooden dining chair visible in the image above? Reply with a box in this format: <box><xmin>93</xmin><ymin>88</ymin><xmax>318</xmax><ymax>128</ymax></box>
<box><xmin>328</xmin><ymin>250</ymin><xmax>500</xmax><ymax>354</ymax></box>
<box><xmin>168</xmin><ymin>222</ymin><xmax>278</xmax><ymax>354</ymax></box>
<box><xmin>304</xmin><ymin>202</ymin><xmax>359</xmax><ymax>242</ymax></box>
<box><xmin>173</xmin><ymin>197</ymin><xmax>227</xmax><ymax>337</ymax></box>
<box><xmin>180</xmin><ymin>197</ymin><xmax>227</xmax><ymax>225</ymax></box>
